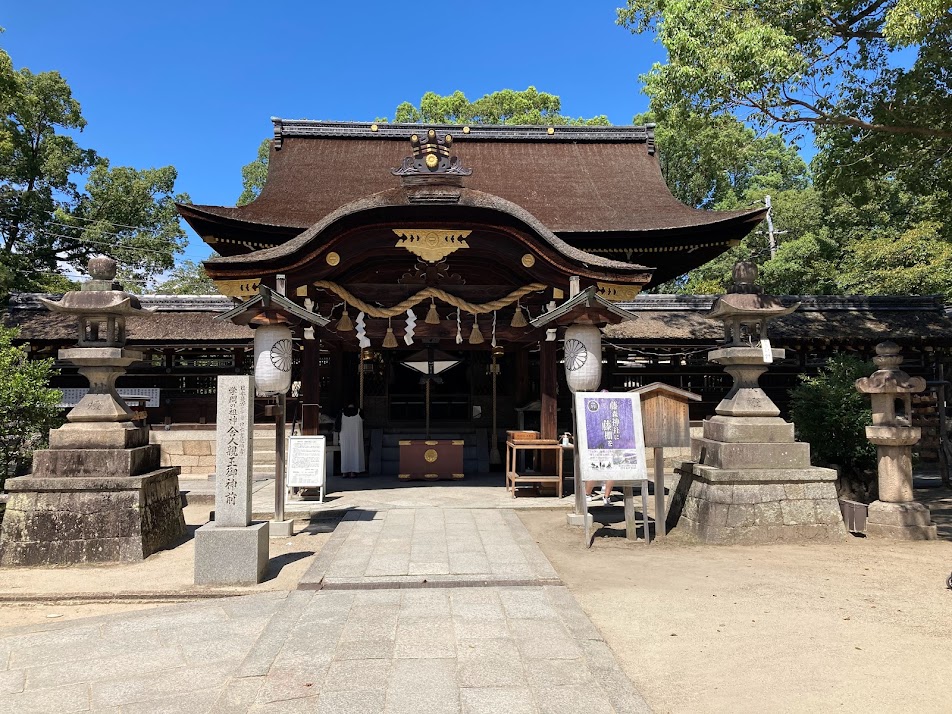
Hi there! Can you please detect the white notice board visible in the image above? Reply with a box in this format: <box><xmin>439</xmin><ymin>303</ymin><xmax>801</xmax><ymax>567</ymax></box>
<box><xmin>574</xmin><ymin>392</ymin><xmax>648</xmax><ymax>483</ymax></box>
<box><xmin>286</xmin><ymin>435</ymin><xmax>326</xmax><ymax>489</ymax></box>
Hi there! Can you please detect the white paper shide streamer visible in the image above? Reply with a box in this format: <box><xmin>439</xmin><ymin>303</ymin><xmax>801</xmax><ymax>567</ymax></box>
<box><xmin>355</xmin><ymin>312</ymin><xmax>370</xmax><ymax>348</ymax></box>
<box><xmin>404</xmin><ymin>308</ymin><xmax>416</xmax><ymax>346</ymax></box>
<box><xmin>254</xmin><ymin>324</ymin><xmax>293</xmax><ymax>396</ymax></box>
<box><xmin>563</xmin><ymin>324</ymin><xmax>602</xmax><ymax>393</ymax></box>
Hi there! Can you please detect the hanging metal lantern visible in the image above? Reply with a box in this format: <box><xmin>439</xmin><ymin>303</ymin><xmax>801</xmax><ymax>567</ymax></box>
<box><xmin>563</xmin><ymin>323</ymin><xmax>602</xmax><ymax>393</ymax></box>
<box><xmin>254</xmin><ymin>324</ymin><xmax>294</xmax><ymax>396</ymax></box>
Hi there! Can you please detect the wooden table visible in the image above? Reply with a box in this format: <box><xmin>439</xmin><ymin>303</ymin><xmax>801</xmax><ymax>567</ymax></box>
<box><xmin>505</xmin><ymin>439</ymin><xmax>564</xmax><ymax>498</ymax></box>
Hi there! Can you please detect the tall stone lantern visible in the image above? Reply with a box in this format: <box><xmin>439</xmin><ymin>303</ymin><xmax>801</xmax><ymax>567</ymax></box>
<box><xmin>855</xmin><ymin>342</ymin><xmax>937</xmax><ymax>540</ymax></box>
<box><xmin>0</xmin><ymin>258</ymin><xmax>185</xmax><ymax>565</ymax></box>
<box><xmin>677</xmin><ymin>262</ymin><xmax>847</xmax><ymax>543</ymax></box>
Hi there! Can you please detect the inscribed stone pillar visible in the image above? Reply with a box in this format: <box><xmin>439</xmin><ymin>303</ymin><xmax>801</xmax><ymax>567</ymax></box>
<box><xmin>215</xmin><ymin>375</ymin><xmax>254</xmax><ymax>527</ymax></box>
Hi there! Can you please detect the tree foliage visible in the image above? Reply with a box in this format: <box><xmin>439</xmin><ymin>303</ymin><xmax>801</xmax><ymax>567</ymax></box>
<box><xmin>237</xmin><ymin>139</ymin><xmax>269</xmax><ymax>207</ymax></box>
<box><xmin>0</xmin><ymin>43</ymin><xmax>189</xmax><ymax>295</ymax></box>
<box><xmin>0</xmin><ymin>326</ymin><xmax>61</xmax><ymax>481</ymax></box>
<box><xmin>153</xmin><ymin>259</ymin><xmax>219</xmax><ymax>295</ymax></box>
<box><xmin>617</xmin><ymin>0</ymin><xmax>952</xmax><ymax>142</ymax></box>
<box><xmin>394</xmin><ymin>87</ymin><xmax>610</xmax><ymax>126</ymax></box>
<box><xmin>624</xmin><ymin>2</ymin><xmax>952</xmax><ymax>299</ymax></box>
<box><xmin>789</xmin><ymin>354</ymin><xmax>877</xmax><ymax>500</ymax></box>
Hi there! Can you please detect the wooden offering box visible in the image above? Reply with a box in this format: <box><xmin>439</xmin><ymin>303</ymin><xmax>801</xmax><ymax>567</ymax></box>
<box><xmin>399</xmin><ymin>440</ymin><xmax>465</xmax><ymax>481</ymax></box>
<box><xmin>507</xmin><ymin>430</ymin><xmax>540</xmax><ymax>442</ymax></box>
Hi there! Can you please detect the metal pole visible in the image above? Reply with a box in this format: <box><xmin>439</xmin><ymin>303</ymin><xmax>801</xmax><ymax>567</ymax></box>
<box><xmin>654</xmin><ymin>446</ymin><xmax>666</xmax><ymax>539</ymax></box>
<box><xmin>425</xmin><ymin>379</ymin><xmax>431</xmax><ymax>440</ymax></box>
<box><xmin>275</xmin><ymin>392</ymin><xmax>286</xmax><ymax>523</ymax></box>
<box><xmin>572</xmin><ymin>400</ymin><xmax>584</xmax><ymax>517</ymax></box>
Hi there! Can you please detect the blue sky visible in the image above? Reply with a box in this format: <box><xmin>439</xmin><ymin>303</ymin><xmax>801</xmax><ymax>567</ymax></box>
<box><xmin>2</xmin><ymin>2</ymin><xmax>663</xmax><ymax>263</ymax></box>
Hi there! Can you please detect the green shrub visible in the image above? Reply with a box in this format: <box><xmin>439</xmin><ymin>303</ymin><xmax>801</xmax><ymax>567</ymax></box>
<box><xmin>789</xmin><ymin>354</ymin><xmax>877</xmax><ymax>499</ymax></box>
<box><xmin>0</xmin><ymin>327</ymin><xmax>62</xmax><ymax>484</ymax></box>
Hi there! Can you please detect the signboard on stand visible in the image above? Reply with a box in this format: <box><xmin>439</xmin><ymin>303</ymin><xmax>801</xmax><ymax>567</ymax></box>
<box><xmin>287</xmin><ymin>435</ymin><xmax>326</xmax><ymax>501</ymax></box>
<box><xmin>574</xmin><ymin>392</ymin><xmax>648</xmax><ymax>482</ymax></box>
<box><xmin>574</xmin><ymin>391</ymin><xmax>650</xmax><ymax>548</ymax></box>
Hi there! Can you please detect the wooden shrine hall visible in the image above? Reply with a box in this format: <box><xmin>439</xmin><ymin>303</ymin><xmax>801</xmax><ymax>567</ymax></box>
<box><xmin>179</xmin><ymin>120</ymin><xmax>766</xmax><ymax>472</ymax></box>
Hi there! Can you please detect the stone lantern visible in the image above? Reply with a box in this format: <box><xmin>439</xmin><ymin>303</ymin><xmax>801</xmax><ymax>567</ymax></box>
<box><xmin>855</xmin><ymin>342</ymin><xmax>937</xmax><ymax>540</ymax></box>
<box><xmin>677</xmin><ymin>262</ymin><xmax>847</xmax><ymax>543</ymax></box>
<box><xmin>0</xmin><ymin>258</ymin><xmax>185</xmax><ymax>565</ymax></box>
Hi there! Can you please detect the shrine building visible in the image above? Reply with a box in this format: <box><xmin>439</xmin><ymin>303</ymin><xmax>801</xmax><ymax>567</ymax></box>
<box><xmin>181</xmin><ymin>121</ymin><xmax>763</xmax><ymax>451</ymax></box>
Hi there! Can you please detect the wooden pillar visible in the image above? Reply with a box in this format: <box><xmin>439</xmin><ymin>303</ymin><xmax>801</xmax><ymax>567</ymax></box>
<box><xmin>514</xmin><ymin>348</ymin><xmax>530</xmax><ymax>406</ymax></box>
<box><xmin>540</xmin><ymin>339</ymin><xmax>558</xmax><ymax>471</ymax></box>
<box><xmin>301</xmin><ymin>339</ymin><xmax>321</xmax><ymax>435</ymax></box>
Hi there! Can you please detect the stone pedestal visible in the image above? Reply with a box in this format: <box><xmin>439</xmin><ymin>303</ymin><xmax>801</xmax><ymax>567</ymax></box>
<box><xmin>194</xmin><ymin>521</ymin><xmax>269</xmax><ymax>584</ymax></box>
<box><xmin>1</xmin><ymin>469</ymin><xmax>185</xmax><ymax>565</ymax></box>
<box><xmin>865</xmin><ymin>501</ymin><xmax>937</xmax><ymax>540</ymax></box>
<box><xmin>679</xmin><ymin>416</ymin><xmax>847</xmax><ymax>544</ymax></box>
<box><xmin>0</xmin><ymin>425</ymin><xmax>186</xmax><ymax>565</ymax></box>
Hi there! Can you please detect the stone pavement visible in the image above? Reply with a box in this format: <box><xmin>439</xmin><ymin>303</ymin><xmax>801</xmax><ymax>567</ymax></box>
<box><xmin>0</xmin><ymin>508</ymin><xmax>651</xmax><ymax>713</ymax></box>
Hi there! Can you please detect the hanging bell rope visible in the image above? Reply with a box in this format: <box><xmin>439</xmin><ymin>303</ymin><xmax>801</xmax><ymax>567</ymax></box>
<box><xmin>382</xmin><ymin>317</ymin><xmax>398</xmax><ymax>348</ymax></box>
<box><xmin>313</xmin><ymin>281</ymin><xmax>545</xmax><ymax>318</ymax></box>
<box><xmin>336</xmin><ymin>306</ymin><xmax>354</xmax><ymax>332</ymax></box>
<box><xmin>425</xmin><ymin>298</ymin><xmax>440</xmax><ymax>325</ymax></box>
<box><xmin>510</xmin><ymin>299</ymin><xmax>527</xmax><ymax>328</ymax></box>
<box><xmin>469</xmin><ymin>316</ymin><xmax>485</xmax><ymax>345</ymax></box>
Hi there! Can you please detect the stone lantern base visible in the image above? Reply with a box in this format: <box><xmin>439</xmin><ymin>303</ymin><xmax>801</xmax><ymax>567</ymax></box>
<box><xmin>866</xmin><ymin>501</ymin><xmax>937</xmax><ymax>541</ymax></box>
<box><xmin>678</xmin><ymin>416</ymin><xmax>848</xmax><ymax>544</ymax></box>
<box><xmin>0</xmin><ymin>426</ymin><xmax>186</xmax><ymax>566</ymax></box>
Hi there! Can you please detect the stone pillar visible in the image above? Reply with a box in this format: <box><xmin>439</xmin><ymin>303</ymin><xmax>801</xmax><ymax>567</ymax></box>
<box><xmin>856</xmin><ymin>342</ymin><xmax>937</xmax><ymax>540</ymax></box>
<box><xmin>194</xmin><ymin>375</ymin><xmax>269</xmax><ymax>584</ymax></box>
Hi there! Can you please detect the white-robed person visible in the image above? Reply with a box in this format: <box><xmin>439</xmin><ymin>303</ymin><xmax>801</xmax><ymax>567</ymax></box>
<box><xmin>335</xmin><ymin>404</ymin><xmax>365</xmax><ymax>477</ymax></box>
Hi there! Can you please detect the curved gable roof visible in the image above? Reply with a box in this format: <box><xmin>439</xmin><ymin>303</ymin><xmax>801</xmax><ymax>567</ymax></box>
<box><xmin>181</xmin><ymin>121</ymin><xmax>765</xmax><ymax>239</ymax></box>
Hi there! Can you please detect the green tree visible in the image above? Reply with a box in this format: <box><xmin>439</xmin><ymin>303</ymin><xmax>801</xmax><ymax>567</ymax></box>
<box><xmin>153</xmin><ymin>259</ymin><xmax>220</xmax><ymax>295</ymax></box>
<box><xmin>0</xmin><ymin>48</ymin><xmax>97</xmax><ymax>292</ymax></box>
<box><xmin>394</xmin><ymin>87</ymin><xmax>610</xmax><ymax>126</ymax></box>
<box><xmin>789</xmin><ymin>354</ymin><xmax>877</xmax><ymax>500</ymax></box>
<box><xmin>0</xmin><ymin>326</ymin><xmax>61</xmax><ymax>481</ymax></box>
<box><xmin>636</xmin><ymin>107</ymin><xmax>808</xmax><ymax>209</ymax></box>
<box><xmin>0</xmin><ymin>45</ymin><xmax>189</xmax><ymax>295</ymax></box>
<box><xmin>617</xmin><ymin>0</ymin><xmax>952</xmax><ymax>202</ymax></box>
<box><xmin>237</xmin><ymin>139</ymin><xmax>269</xmax><ymax>206</ymax></box>
<box><xmin>59</xmin><ymin>163</ymin><xmax>190</xmax><ymax>288</ymax></box>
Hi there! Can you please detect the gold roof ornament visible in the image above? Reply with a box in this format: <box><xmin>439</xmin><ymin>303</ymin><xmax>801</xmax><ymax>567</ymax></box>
<box><xmin>393</xmin><ymin>229</ymin><xmax>471</xmax><ymax>263</ymax></box>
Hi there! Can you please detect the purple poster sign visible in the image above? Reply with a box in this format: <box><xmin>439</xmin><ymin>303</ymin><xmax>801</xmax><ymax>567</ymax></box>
<box><xmin>574</xmin><ymin>392</ymin><xmax>647</xmax><ymax>482</ymax></box>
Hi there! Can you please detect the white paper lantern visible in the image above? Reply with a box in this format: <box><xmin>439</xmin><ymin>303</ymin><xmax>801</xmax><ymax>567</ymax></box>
<box><xmin>254</xmin><ymin>324</ymin><xmax>293</xmax><ymax>396</ymax></box>
<box><xmin>563</xmin><ymin>323</ymin><xmax>602</xmax><ymax>393</ymax></box>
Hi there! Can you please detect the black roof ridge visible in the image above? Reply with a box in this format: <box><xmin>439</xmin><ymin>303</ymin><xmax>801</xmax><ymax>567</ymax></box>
<box><xmin>8</xmin><ymin>293</ymin><xmax>236</xmax><ymax>312</ymax></box>
<box><xmin>271</xmin><ymin>118</ymin><xmax>655</xmax><ymax>145</ymax></box>
<box><xmin>624</xmin><ymin>294</ymin><xmax>945</xmax><ymax>312</ymax></box>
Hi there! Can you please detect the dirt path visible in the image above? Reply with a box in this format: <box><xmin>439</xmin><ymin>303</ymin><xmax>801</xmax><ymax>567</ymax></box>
<box><xmin>519</xmin><ymin>509</ymin><xmax>952</xmax><ymax>713</ymax></box>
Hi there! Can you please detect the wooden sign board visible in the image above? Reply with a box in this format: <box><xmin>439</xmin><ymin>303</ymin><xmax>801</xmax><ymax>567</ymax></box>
<box><xmin>574</xmin><ymin>392</ymin><xmax>648</xmax><ymax>483</ymax></box>
<box><xmin>286</xmin><ymin>435</ymin><xmax>326</xmax><ymax>489</ymax></box>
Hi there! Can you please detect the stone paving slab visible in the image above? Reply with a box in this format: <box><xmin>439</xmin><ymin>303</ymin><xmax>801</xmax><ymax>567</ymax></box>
<box><xmin>298</xmin><ymin>509</ymin><xmax>561</xmax><ymax>590</ymax></box>
<box><xmin>0</xmin><ymin>509</ymin><xmax>650</xmax><ymax>713</ymax></box>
